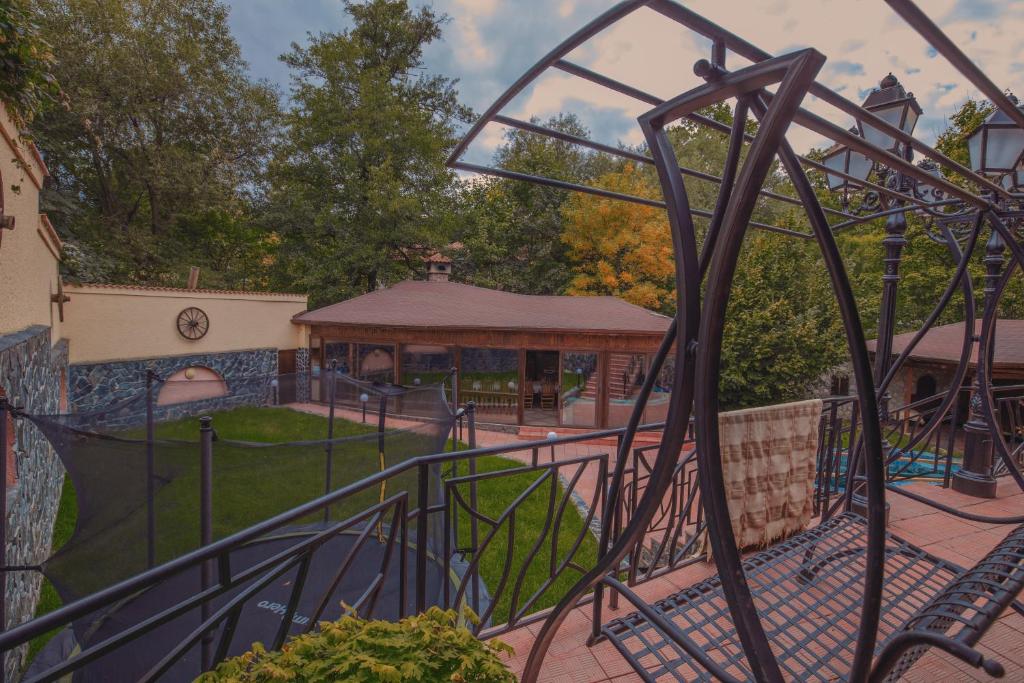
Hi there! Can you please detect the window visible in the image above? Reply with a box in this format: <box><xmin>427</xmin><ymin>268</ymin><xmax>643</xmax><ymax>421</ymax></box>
<box><xmin>157</xmin><ymin>367</ymin><xmax>229</xmax><ymax>405</ymax></box>
<box><xmin>59</xmin><ymin>368</ymin><xmax>68</xmax><ymax>413</ymax></box>
<box><xmin>357</xmin><ymin>344</ymin><xmax>395</xmax><ymax>383</ymax></box>
<box><xmin>401</xmin><ymin>344</ymin><xmax>453</xmax><ymax>386</ymax></box>
<box><xmin>1</xmin><ymin>387</ymin><xmax>14</xmax><ymax>487</ymax></box>
<box><xmin>560</xmin><ymin>352</ymin><xmax>598</xmax><ymax>427</ymax></box>
<box><xmin>461</xmin><ymin>348</ymin><xmax>519</xmax><ymax>424</ymax></box>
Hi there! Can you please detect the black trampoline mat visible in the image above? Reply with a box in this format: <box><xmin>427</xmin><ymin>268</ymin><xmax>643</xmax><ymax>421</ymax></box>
<box><xmin>30</xmin><ymin>529</ymin><xmax>447</xmax><ymax>682</ymax></box>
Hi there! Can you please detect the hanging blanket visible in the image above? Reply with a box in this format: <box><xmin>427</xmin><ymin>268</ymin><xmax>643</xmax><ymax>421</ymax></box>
<box><xmin>699</xmin><ymin>399</ymin><xmax>823</xmax><ymax>559</ymax></box>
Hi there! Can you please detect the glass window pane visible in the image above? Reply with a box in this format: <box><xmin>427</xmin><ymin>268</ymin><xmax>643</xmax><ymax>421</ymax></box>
<box><xmin>461</xmin><ymin>348</ymin><xmax>519</xmax><ymax>424</ymax></box>
<box><xmin>647</xmin><ymin>354</ymin><xmax>674</xmax><ymax>425</ymax></box>
<box><xmin>324</xmin><ymin>341</ymin><xmax>351</xmax><ymax>374</ymax></box>
<box><xmin>606</xmin><ymin>352</ymin><xmax>647</xmax><ymax>428</ymax></box>
<box><xmin>560</xmin><ymin>352</ymin><xmax>598</xmax><ymax>427</ymax></box>
<box><xmin>401</xmin><ymin>344</ymin><xmax>454</xmax><ymax>386</ymax></box>
<box><xmin>357</xmin><ymin>343</ymin><xmax>395</xmax><ymax>383</ymax></box>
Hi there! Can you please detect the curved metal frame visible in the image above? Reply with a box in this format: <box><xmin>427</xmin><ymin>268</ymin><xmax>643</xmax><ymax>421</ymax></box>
<box><xmin>446</xmin><ymin>0</ymin><xmax>1024</xmax><ymax>681</ymax></box>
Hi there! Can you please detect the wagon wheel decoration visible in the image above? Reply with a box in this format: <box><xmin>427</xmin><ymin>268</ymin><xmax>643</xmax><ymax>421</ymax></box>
<box><xmin>176</xmin><ymin>307</ymin><xmax>209</xmax><ymax>340</ymax></box>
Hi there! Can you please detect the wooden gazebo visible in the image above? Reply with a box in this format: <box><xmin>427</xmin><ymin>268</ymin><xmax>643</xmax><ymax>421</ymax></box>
<box><xmin>292</xmin><ymin>279</ymin><xmax>671</xmax><ymax>428</ymax></box>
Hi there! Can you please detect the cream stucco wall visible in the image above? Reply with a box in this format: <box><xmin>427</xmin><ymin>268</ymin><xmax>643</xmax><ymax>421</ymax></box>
<box><xmin>63</xmin><ymin>285</ymin><xmax>309</xmax><ymax>364</ymax></box>
<box><xmin>0</xmin><ymin>103</ymin><xmax>61</xmax><ymax>339</ymax></box>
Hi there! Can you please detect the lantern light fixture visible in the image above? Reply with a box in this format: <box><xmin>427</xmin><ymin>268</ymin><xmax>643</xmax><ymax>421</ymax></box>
<box><xmin>968</xmin><ymin>95</ymin><xmax>1024</xmax><ymax>177</ymax></box>
<box><xmin>857</xmin><ymin>73</ymin><xmax>922</xmax><ymax>152</ymax></box>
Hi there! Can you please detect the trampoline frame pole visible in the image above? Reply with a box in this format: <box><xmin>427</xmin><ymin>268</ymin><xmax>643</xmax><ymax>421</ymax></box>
<box><xmin>324</xmin><ymin>360</ymin><xmax>337</xmax><ymax>524</ymax></box>
<box><xmin>146</xmin><ymin>370</ymin><xmax>156</xmax><ymax>568</ymax></box>
<box><xmin>199</xmin><ymin>416</ymin><xmax>214</xmax><ymax>671</ymax></box>
<box><xmin>0</xmin><ymin>396</ymin><xmax>7</xmax><ymax>683</ymax></box>
<box><xmin>376</xmin><ymin>396</ymin><xmax>387</xmax><ymax>542</ymax></box>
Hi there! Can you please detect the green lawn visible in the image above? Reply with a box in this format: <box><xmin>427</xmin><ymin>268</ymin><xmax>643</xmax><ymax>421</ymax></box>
<box><xmin>30</xmin><ymin>405</ymin><xmax>598</xmax><ymax>659</ymax></box>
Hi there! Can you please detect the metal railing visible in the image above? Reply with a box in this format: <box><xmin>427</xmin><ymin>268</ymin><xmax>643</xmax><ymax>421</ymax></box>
<box><xmin>0</xmin><ymin>401</ymin><xmax>663</xmax><ymax>682</ymax></box>
<box><xmin>5</xmin><ymin>384</ymin><xmax>1022</xmax><ymax>681</ymax></box>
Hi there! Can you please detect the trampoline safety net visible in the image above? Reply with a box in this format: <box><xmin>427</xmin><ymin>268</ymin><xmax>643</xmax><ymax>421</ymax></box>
<box><xmin>22</xmin><ymin>371</ymin><xmax>455</xmax><ymax>682</ymax></box>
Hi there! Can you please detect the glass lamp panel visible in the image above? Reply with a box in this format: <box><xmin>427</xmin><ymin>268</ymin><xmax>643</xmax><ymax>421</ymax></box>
<box><xmin>902</xmin><ymin>107</ymin><xmax>920</xmax><ymax>135</ymax></box>
<box><xmin>861</xmin><ymin>105</ymin><xmax>903</xmax><ymax>150</ymax></box>
<box><xmin>822</xmin><ymin>149</ymin><xmax>849</xmax><ymax>190</ymax></box>
<box><xmin>848</xmin><ymin>152</ymin><xmax>872</xmax><ymax>182</ymax></box>
<box><xmin>968</xmin><ymin>128</ymin><xmax>984</xmax><ymax>172</ymax></box>
<box><xmin>1002</xmin><ymin>168</ymin><xmax>1023</xmax><ymax>192</ymax></box>
<box><xmin>984</xmin><ymin>127</ymin><xmax>1024</xmax><ymax>171</ymax></box>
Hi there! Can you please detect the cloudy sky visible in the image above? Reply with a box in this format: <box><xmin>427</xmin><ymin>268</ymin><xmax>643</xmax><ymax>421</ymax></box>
<box><xmin>226</xmin><ymin>0</ymin><xmax>1024</xmax><ymax>163</ymax></box>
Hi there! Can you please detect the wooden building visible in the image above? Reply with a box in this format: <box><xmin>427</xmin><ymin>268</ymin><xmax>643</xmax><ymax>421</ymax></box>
<box><xmin>293</xmin><ymin>277</ymin><xmax>672</xmax><ymax>428</ymax></box>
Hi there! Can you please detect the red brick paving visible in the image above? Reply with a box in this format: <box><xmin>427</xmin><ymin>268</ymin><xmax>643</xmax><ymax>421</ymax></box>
<box><xmin>494</xmin><ymin>474</ymin><xmax>1024</xmax><ymax>682</ymax></box>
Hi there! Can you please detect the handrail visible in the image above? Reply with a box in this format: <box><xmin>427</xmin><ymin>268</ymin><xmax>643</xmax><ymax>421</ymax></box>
<box><xmin>0</xmin><ymin>420</ymin><xmax>666</xmax><ymax>651</ymax></box>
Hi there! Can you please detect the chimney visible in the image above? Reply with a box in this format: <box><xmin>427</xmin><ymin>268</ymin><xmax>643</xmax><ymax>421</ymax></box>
<box><xmin>426</xmin><ymin>254</ymin><xmax>451</xmax><ymax>282</ymax></box>
<box><xmin>187</xmin><ymin>266</ymin><xmax>201</xmax><ymax>289</ymax></box>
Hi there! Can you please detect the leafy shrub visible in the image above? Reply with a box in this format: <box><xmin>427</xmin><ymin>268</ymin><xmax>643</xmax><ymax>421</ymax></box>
<box><xmin>197</xmin><ymin>607</ymin><xmax>517</xmax><ymax>683</ymax></box>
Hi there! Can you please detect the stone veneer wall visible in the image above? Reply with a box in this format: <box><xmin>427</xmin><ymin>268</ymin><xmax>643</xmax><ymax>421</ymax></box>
<box><xmin>295</xmin><ymin>347</ymin><xmax>310</xmax><ymax>403</ymax></box>
<box><xmin>0</xmin><ymin>325</ymin><xmax>67</xmax><ymax>679</ymax></box>
<box><xmin>69</xmin><ymin>349</ymin><xmax>278</xmax><ymax>427</ymax></box>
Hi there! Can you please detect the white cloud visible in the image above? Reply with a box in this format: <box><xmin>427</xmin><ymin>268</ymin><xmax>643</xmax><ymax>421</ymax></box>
<box><xmin>448</xmin><ymin>0</ymin><xmax>500</xmax><ymax>68</ymax></box>
<box><xmin>445</xmin><ymin>0</ymin><xmax>1024</xmax><ymax>160</ymax></box>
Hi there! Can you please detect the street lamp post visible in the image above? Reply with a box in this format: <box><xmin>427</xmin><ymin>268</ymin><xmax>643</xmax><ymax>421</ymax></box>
<box><xmin>823</xmin><ymin>75</ymin><xmax>1024</xmax><ymax>500</ymax></box>
<box><xmin>825</xmin><ymin>74</ymin><xmax>921</xmax><ymax>517</ymax></box>
<box><xmin>952</xmin><ymin>230</ymin><xmax>1004</xmax><ymax>498</ymax></box>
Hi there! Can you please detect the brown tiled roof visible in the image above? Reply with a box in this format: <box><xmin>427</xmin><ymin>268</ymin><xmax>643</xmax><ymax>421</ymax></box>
<box><xmin>293</xmin><ymin>280</ymin><xmax>671</xmax><ymax>334</ymax></box>
<box><xmin>866</xmin><ymin>320</ymin><xmax>1024</xmax><ymax>369</ymax></box>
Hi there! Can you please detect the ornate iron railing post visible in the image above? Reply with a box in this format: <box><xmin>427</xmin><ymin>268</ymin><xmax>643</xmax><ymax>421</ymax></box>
<box><xmin>953</xmin><ymin>228</ymin><xmax>1004</xmax><ymax>498</ymax></box>
<box><xmin>199</xmin><ymin>415</ymin><xmax>214</xmax><ymax>670</ymax></box>
<box><xmin>323</xmin><ymin>359</ymin><xmax>337</xmax><ymax>522</ymax></box>
<box><xmin>415</xmin><ymin>461</ymin><xmax>429</xmax><ymax>614</ymax></box>
<box><xmin>146</xmin><ymin>370</ymin><xmax>156</xmax><ymax>568</ymax></box>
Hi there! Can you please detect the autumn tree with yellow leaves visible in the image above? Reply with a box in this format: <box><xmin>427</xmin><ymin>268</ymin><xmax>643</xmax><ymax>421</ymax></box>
<box><xmin>562</xmin><ymin>163</ymin><xmax>676</xmax><ymax>312</ymax></box>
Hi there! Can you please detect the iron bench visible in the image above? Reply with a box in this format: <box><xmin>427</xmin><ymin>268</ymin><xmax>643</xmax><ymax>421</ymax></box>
<box><xmin>600</xmin><ymin>512</ymin><xmax>1024</xmax><ymax>681</ymax></box>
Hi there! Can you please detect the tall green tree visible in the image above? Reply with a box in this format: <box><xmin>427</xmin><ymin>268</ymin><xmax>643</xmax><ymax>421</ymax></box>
<box><xmin>32</xmin><ymin>0</ymin><xmax>280</xmax><ymax>286</ymax></box>
<box><xmin>267</xmin><ymin>0</ymin><xmax>471</xmax><ymax>306</ymax></box>
<box><xmin>0</xmin><ymin>0</ymin><xmax>59</xmax><ymax>126</ymax></box>
<box><xmin>455</xmin><ymin>114</ymin><xmax>616</xmax><ymax>294</ymax></box>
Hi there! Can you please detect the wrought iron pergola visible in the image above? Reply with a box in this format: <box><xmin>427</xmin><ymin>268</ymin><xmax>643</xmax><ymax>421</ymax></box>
<box><xmin>449</xmin><ymin>1</ymin><xmax>1024</xmax><ymax>680</ymax></box>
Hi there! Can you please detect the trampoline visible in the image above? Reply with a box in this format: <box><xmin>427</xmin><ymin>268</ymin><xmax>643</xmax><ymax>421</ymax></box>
<box><xmin>27</xmin><ymin>526</ymin><xmax>450</xmax><ymax>682</ymax></box>
<box><xmin>14</xmin><ymin>370</ymin><xmax>460</xmax><ymax>681</ymax></box>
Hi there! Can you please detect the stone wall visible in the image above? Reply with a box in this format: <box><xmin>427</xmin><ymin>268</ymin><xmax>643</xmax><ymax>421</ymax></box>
<box><xmin>0</xmin><ymin>325</ymin><xmax>67</xmax><ymax>679</ymax></box>
<box><xmin>69</xmin><ymin>349</ymin><xmax>279</xmax><ymax>427</ymax></box>
<box><xmin>295</xmin><ymin>347</ymin><xmax>310</xmax><ymax>403</ymax></box>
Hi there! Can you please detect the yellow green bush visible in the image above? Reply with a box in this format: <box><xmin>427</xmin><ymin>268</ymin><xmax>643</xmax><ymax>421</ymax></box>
<box><xmin>197</xmin><ymin>607</ymin><xmax>516</xmax><ymax>683</ymax></box>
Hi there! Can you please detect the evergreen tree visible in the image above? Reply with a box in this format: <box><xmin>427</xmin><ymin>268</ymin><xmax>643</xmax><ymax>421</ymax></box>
<box><xmin>267</xmin><ymin>0</ymin><xmax>471</xmax><ymax>306</ymax></box>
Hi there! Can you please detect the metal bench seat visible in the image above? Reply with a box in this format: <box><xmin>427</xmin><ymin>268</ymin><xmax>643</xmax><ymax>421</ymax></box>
<box><xmin>602</xmin><ymin>513</ymin><xmax>1023</xmax><ymax>682</ymax></box>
